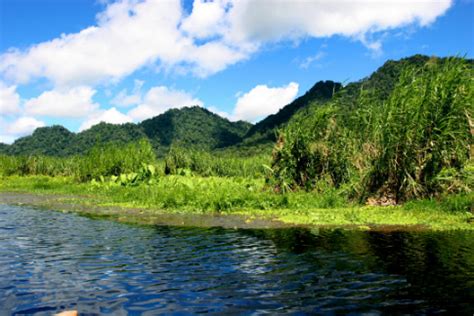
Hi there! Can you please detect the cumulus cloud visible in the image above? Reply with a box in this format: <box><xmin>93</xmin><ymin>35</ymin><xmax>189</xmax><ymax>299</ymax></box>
<box><xmin>232</xmin><ymin>82</ymin><xmax>299</xmax><ymax>122</ymax></box>
<box><xmin>24</xmin><ymin>86</ymin><xmax>99</xmax><ymax>118</ymax></box>
<box><xmin>128</xmin><ymin>85</ymin><xmax>203</xmax><ymax>121</ymax></box>
<box><xmin>0</xmin><ymin>82</ymin><xmax>20</xmax><ymax>114</ymax></box>
<box><xmin>0</xmin><ymin>0</ymin><xmax>451</xmax><ymax>87</ymax></box>
<box><xmin>227</xmin><ymin>0</ymin><xmax>452</xmax><ymax>48</ymax></box>
<box><xmin>79</xmin><ymin>107</ymin><xmax>132</xmax><ymax>131</ymax></box>
<box><xmin>0</xmin><ymin>0</ymin><xmax>247</xmax><ymax>86</ymax></box>
<box><xmin>4</xmin><ymin>116</ymin><xmax>45</xmax><ymax>137</ymax></box>
<box><xmin>181</xmin><ymin>0</ymin><xmax>229</xmax><ymax>39</ymax></box>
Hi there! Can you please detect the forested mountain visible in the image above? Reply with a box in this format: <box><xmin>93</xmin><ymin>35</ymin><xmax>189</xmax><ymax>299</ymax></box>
<box><xmin>139</xmin><ymin>106</ymin><xmax>252</xmax><ymax>154</ymax></box>
<box><xmin>5</xmin><ymin>126</ymin><xmax>75</xmax><ymax>156</ymax></box>
<box><xmin>1</xmin><ymin>106</ymin><xmax>252</xmax><ymax>156</ymax></box>
<box><xmin>71</xmin><ymin>122</ymin><xmax>147</xmax><ymax>155</ymax></box>
<box><xmin>1</xmin><ymin>55</ymin><xmax>467</xmax><ymax>157</ymax></box>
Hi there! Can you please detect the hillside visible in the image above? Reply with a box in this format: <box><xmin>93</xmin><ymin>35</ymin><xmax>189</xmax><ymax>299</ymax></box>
<box><xmin>5</xmin><ymin>126</ymin><xmax>75</xmax><ymax>156</ymax></box>
<box><xmin>70</xmin><ymin>122</ymin><xmax>147</xmax><ymax>155</ymax></box>
<box><xmin>1</xmin><ymin>106</ymin><xmax>252</xmax><ymax>156</ymax></box>
<box><xmin>139</xmin><ymin>106</ymin><xmax>252</xmax><ymax>154</ymax></box>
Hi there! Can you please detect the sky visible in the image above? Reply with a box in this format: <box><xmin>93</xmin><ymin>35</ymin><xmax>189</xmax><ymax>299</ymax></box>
<box><xmin>0</xmin><ymin>0</ymin><xmax>473</xmax><ymax>144</ymax></box>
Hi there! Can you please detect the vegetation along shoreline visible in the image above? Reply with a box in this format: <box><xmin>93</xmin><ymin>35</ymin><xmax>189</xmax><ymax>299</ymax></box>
<box><xmin>1</xmin><ymin>55</ymin><xmax>472</xmax><ymax>231</ymax></box>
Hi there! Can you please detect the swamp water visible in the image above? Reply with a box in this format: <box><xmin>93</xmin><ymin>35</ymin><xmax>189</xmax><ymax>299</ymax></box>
<box><xmin>0</xmin><ymin>205</ymin><xmax>473</xmax><ymax>315</ymax></box>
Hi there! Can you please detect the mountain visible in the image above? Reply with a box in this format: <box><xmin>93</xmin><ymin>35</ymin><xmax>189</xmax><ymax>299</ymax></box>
<box><xmin>5</xmin><ymin>126</ymin><xmax>75</xmax><ymax>156</ymax></box>
<box><xmin>1</xmin><ymin>106</ymin><xmax>252</xmax><ymax>156</ymax></box>
<box><xmin>140</xmin><ymin>106</ymin><xmax>251</xmax><ymax>154</ymax></box>
<box><xmin>70</xmin><ymin>122</ymin><xmax>147</xmax><ymax>155</ymax></box>
<box><xmin>1</xmin><ymin>123</ymin><xmax>147</xmax><ymax>156</ymax></box>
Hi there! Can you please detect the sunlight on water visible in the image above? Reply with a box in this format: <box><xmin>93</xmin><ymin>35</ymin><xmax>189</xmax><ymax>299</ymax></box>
<box><xmin>0</xmin><ymin>205</ymin><xmax>473</xmax><ymax>315</ymax></box>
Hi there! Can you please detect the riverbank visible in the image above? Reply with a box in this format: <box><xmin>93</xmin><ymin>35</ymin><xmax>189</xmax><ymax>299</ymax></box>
<box><xmin>1</xmin><ymin>175</ymin><xmax>472</xmax><ymax>231</ymax></box>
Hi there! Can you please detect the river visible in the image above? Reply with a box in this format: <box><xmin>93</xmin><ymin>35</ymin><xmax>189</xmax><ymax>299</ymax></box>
<box><xmin>0</xmin><ymin>205</ymin><xmax>473</xmax><ymax>315</ymax></box>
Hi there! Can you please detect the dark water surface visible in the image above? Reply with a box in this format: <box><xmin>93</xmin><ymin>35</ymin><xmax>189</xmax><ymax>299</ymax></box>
<box><xmin>0</xmin><ymin>205</ymin><xmax>473</xmax><ymax>315</ymax></box>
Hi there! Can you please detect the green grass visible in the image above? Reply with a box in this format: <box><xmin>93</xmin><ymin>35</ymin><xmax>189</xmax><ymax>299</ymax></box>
<box><xmin>270</xmin><ymin>57</ymin><xmax>473</xmax><ymax>202</ymax></box>
<box><xmin>1</xmin><ymin>175</ymin><xmax>472</xmax><ymax>230</ymax></box>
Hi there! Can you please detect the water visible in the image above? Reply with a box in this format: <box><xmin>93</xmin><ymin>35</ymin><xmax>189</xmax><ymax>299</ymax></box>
<box><xmin>0</xmin><ymin>205</ymin><xmax>473</xmax><ymax>315</ymax></box>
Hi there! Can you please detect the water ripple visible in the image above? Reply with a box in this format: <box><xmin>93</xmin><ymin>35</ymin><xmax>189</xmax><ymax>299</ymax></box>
<box><xmin>0</xmin><ymin>205</ymin><xmax>473</xmax><ymax>315</ymax></box>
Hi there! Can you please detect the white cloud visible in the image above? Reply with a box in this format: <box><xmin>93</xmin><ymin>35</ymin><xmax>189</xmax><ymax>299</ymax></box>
<box><xmin>233</xmin><ymin>82</ymin><xmax>299</xmax><ymax>122</ymax></box>
<box><xmin>24</xmin><ymin>86</ymin><xmax>99</xmax><ymax>118</ymax></box>
<box><xmin>111</xmin><ymin>79</ymin><xmax>144</xmax><ymax>107</ymax></box>
<box><xmin>227</xmin><ymin>0</ymin><xmax>452</xmax><ymax>49</ymax></box>
<box><xmin>0</xmin><ymin>0</ymin><xmax>451</xmax><ymax>87</ymax></box>
<box><xmin>128</xmin><ymin>85</ymin><xmax>203</xmax><ymax>121</ymax></box>
<box><xmin>79</xmin><ymin>107</ymin><xmax>132</xmax><ymax>131</ymax></box>
<box><xmin>4</xmin><ymin>116</ymin><xmax>45</xmax><ymax>137</ymax></box>
<box><xmin>0</xmin><ymin>82</ymin><xmax>20</xmax><ymax>114</ymax></box>
<box><xmin>181</xmin><ymin>0</ymin><xmax>229</xmax><ymax>39</ymax></box>
<box><xmin>0</xmin><ymin>134</ymin><xmax>15</xmax><ymax>144</ymax></box>
<box><xmin>0</xmin><ymin>0</ymin><xmax>247</xmax><ymax>86</ymax></box>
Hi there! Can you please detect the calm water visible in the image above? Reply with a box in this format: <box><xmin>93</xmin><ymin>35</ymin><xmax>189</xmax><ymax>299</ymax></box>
<box><xmin>0</xmin><ymin>205</ymin><xmax>473</xmax><ymax>315</ymax></box>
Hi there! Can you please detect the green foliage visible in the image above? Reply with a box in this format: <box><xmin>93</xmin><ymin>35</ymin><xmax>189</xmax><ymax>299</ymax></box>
<box><xmin>91</xmin><ymin>163</ymin><xmax>158</xmax><ymax>187</ymax></box>
<box><xmin>270</xmin><ymin>57</ymin><xmax>473</xmax><ymax>202</ymax></box>
<box><xmin>0</xmin><ymin>139</ymin><xmax>157</xmax><ymax>182</ymax></box>
<box><xmin>5</xmin><ymin>126</ymin><xmax>74</xmax><ymax>156</ymax></box>
<box><xmin>77</xmin><ymin>139</ymin><xmax>156</xmax><ymax>181</ymax></box>
<box><xmin>164</xmin><ymin>145</ymin><xmax>271</xmax><ymax>178</ymax></box>
<box><xmin>0</xmin><ymin>154</ymin><xmax>78</xmax><ymax>177</ymax></box>
<box><xmin>2</xmin><ymin>107</ymin><xmax>252</xmax><ymax>157</ymax></box>
<box><xmin>244</xmin><ymin>81</ymin><xmax>342</xmax><ymax>144</ymax></box>
<box><xmin>70</xmin><ymin>122</ymin><xmax>147</xmax><ymax>155</ymax></box>
<box><xmin>2</xmin><ymin>175</ymin><xmax>473</xmax><ymax>230</ymax></box>
<box><xmin>140</xmin><ymin>106</ymin><xmax>252</xmax><ymax>155</ymax></box>
<box><xmin>85</xmin><ymin>175</ymin><xmax>351</xmax><ymax>212</ymax></box>
<box><xmin>2</xmin><ymin>123</ymin><xmax>147</xmax><ymax>156</ymax></box>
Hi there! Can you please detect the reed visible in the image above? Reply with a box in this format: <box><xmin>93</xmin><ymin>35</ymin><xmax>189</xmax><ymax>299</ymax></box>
<box><xmin>270</xmin><ymin>57</ymin><xmax>473</xmax><ymax>202</ymax></box>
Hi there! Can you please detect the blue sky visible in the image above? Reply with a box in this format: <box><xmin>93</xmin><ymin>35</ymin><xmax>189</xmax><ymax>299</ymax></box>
<box><xmin>0</xmin><ymin>0</ymin><xmax>473</xmax><ymax>143</ymax></box>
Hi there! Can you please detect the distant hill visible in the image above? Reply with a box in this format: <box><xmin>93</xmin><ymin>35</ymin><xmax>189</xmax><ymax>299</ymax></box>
<box><xmin>139</xmin><ymin>106</ymin><xmax>252</xmax><ymax>154</ymax></box>
<box><xmin>5</xmin><ymin>126</ymin><xmax>75</xmax><ymax>156</ymax></box>
<box><xmin>70</xmin><ymin>122</ymin><xmax>147</xmax><ymax>155</ymax></box>
<box><xmin>1</xmin><ymin>106</ymin><xmax>252</xmax><ymax>156</ymax></box>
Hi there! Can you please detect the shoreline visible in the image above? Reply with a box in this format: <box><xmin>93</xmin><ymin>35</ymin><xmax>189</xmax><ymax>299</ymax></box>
<box><xmin>1</xmin><ymin>190</ymin><xmax>472</xmax><ymax>232</ymax></box>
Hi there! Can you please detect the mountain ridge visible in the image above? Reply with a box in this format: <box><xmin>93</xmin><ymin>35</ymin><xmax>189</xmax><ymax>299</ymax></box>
<box><xmin>1</xmin><ymin>54</ymin><xmax>468</xmax><ymax>157</ymax></box>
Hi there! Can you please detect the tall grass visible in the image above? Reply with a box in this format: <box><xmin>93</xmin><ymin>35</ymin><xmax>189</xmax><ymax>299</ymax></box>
<box><xmin>0</xmin><ymin>140</ymin><xmax>269</xmax><ymax>181</ymax></box>
<box><xmin>0</xmin><ymin>139</ymin><xmax>157</xmax><ymax>181</ymax></box>
<box><xmin>270</xmin><ymin>57</ymin><xmax>473</xmax><ymax>202</ymax></box>
<box><xmin>164</xmin><ymin>146</ymin><xmax>270</xmax><ymax>178</ymax></box>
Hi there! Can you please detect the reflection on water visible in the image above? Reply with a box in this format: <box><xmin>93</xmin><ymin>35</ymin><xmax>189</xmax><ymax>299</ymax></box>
<box><xmin>0</xmin><ymin>205</ymin><xmax>473</xmax><ymax>315</ymax></box>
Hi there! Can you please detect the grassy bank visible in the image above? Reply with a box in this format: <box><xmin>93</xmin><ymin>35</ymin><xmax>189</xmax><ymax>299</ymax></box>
<box><xmin>1</xmin><ymin>175</ymin><xmax>472</xmax><ymax>230</ymax></box>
